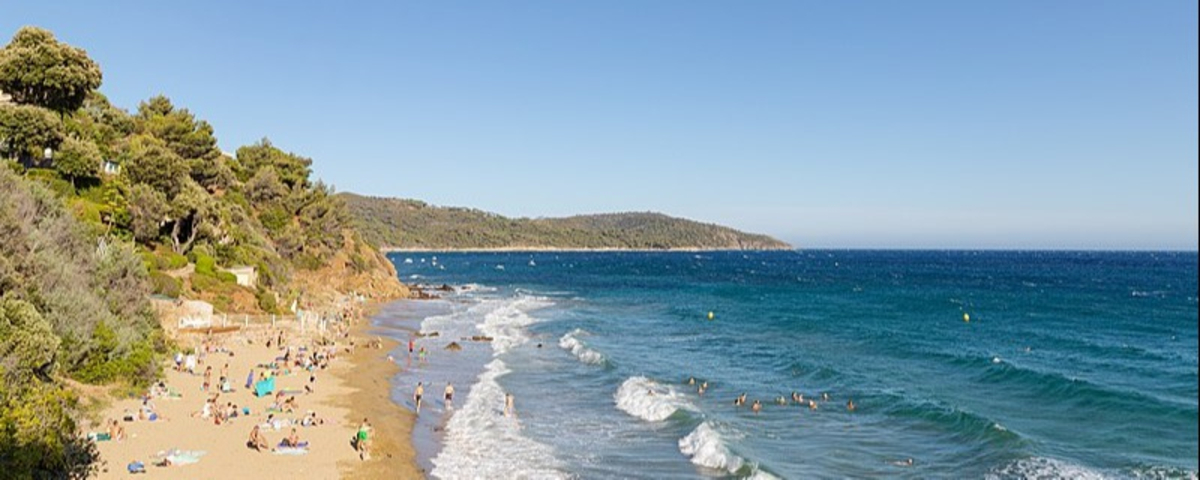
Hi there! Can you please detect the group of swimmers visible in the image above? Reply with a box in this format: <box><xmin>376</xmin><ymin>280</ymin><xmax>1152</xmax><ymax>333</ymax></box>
<box><xmin>686</xmin><ymin>377</ymin><xmax>857</xmax><ymax>414</ymax></box>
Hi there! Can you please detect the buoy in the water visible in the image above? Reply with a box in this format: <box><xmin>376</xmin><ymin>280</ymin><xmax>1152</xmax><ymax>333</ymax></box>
<box><xmin>963</xmin><ymin>313</ymin><xmax>971</xmax><ymax>322</ymax></box>
<box><xmin>707</xmin><ymin>311</ymin><xmax>715</xmax><ymax>320</ymax></box>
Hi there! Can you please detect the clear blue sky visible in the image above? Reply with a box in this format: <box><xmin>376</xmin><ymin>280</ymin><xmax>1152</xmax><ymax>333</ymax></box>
<box><xmin>4</xmin><ymin>1</ymin><xmax>1196</xmax><ymax>249</ymax></box>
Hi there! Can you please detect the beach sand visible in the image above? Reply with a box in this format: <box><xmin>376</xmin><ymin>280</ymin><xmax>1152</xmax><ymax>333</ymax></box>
<box><xmin>90</xmin><ymin>315</ymin><xmax>420</xmax><ymax>479</ymax></box>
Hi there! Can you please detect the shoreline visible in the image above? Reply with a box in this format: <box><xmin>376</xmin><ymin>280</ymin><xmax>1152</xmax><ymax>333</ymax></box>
<box><xmin>338</xmin><ymin>307</ymin><xmax>421</xmax><ymax>478</ymax></box>
<box><xmin>382</xmin><ymin>246</ymin><xmax>795</xmax><ymax>253</ymax></box>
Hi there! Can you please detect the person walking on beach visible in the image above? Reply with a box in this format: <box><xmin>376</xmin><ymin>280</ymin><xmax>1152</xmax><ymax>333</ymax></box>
<box><xmin>504</xmin><ymin>392</ymin><xmax>515</xmax><ymax>417</ymax></box>
<box><xmin>356</xmin><ymin>418</ymin><xmax>372</xmax><ymax>460</ymax></box>
<box><xmin>444</xmin><ymin>382</ymin><xmax>455</xmax><ymax>406</ymax></box>
<box><xmin>408</xmin><ymin>337</ymin><xmax>415</xmax><ymax>355</ymax></box>
<box><xmin>414</xmin><ymin>382</ymin><xmax>425</xmax><ymax>413</ymax></box>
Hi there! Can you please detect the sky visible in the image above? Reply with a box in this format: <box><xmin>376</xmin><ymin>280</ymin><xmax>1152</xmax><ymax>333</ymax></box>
<box><xmin>3</xmin><ymin>1</ymin><xmax>1197</xmax><ymax>249</ymax></box>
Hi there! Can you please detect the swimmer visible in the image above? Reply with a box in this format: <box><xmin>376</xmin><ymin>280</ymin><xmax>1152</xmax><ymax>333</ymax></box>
<box><xmin>846</xmin><ymin>399</ymin><xmax>856</xmax><ymax>412</ymax></box>
<box><xmin>444</xmin><ymin>382</ymin><xmax>454</xmax><ymax>405</ymax></box>
<box><xmin>808</xmin><ymin>400</ymin><xmax>818</xmax><ymax>410</ymax></box>
<box><xmin>698</xmin><ymin>384</ymin><xmax>706</xmax><ymax>396</ymax></box>
<box><xmin>414</xmin><ymin>382</ymin><xmax>424</xmax><ymax>413</ymax></box>
<box><xmin>891</xmin><ymin>458</ymin><xmax>914</xmax><ymax>467</ymax></box>
<box><xmin>822</xmin><ymin>392</ymin><xmax>830</xmax><ymax>402</ymax></box>
<box><xmin>504</xmin><ymin>393</ymin><xmax>515</xmax><ymax>417</ymax></box>
<box><xmin>776</xmin><ymin>396</ymin><xmax>787</xmax><ymax>406</ymax></box>
<box><xmin>791</xmin><ymin>391</ymin><xmax>800</xmax><ymax>403</ymax></box>
<box><xmin>751</xmin><ymin>400</ymin><xmax>762</xmax><ymax>414</ymax></box>
<box><xmin>687</xmin><ymin>377</ymin><xmax>696</xmax><ymax>386</ymax></box>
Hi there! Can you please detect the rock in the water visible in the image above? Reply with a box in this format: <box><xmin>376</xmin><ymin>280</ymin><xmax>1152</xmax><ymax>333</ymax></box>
<box><xmin>445</xmin><ymin>342</ymin><xmax>462</xmax><ymax>351</ymax></box>
<box><xmin>470</xmin><ymin>335</ymin><xmax>493</xmax><ymax>342</ymax></box>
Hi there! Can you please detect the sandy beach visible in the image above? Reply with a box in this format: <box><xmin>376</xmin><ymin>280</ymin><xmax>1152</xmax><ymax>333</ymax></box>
<box><xmin>90</xmin><ymin>311</ymin><xmax>420</xmax><ymax>479</ymax></box>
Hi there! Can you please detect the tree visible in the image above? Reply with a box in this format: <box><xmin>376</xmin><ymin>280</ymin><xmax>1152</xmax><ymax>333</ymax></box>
<box><xmin>54</xmin><ymin>136</ymin><xmax>100</xmax><ymax>187</ymax></box>
<box><xmin>126</xmin><ymin>183</ymin><xmax>168</xmax><ymax>243</ymax></box>
<box><xmin>121</xmin><ymin>134</ymin><xmax>188</xmax><ymax>198</ymax></box>
<box><xmin>0</xmin><ymin>104</ymin><xmax>63</xmax><ymax>157</ymax></box>
<box><xmin>0</xmin><ymin>26</ymin><xmax>102</xmax><ymax>114</ymax></box>
<box><xmin>135</xmin><ymin>95</ymin><xmax>232</xmax><ymax>189</ymax></box>
<box><xmin>236</xmin><ymin>139</ymin><xmax>312</xmax><ymax>188</ymax></box>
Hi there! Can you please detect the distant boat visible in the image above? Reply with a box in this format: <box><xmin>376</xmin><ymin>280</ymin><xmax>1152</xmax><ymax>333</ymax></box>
<box><xmin>495</xmin><ymin>265</ymin><xmax>505</xmax><ymax>270</ymax></box>
<box><xmin>404</xmin><ymin>258</ymin><xmax>413</xmax><ymax>264</ymax></box>
<box><xmin>529</xmin><ymin>260</ymin><xmax>537</xmax><ymax>266</ymax></box>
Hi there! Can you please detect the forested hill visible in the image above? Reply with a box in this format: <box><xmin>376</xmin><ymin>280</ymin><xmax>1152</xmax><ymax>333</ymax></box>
<box><xmin>339</xmin><ymin>193</ymin><xmax>793</xmax><ymax>250</ymax></box>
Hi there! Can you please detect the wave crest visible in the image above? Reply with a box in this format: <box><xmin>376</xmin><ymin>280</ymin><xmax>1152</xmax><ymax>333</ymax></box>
<box><xmin>614</xmin><ymin>376</ymin><xmax>693</xmax><ymax>422</ymax></box>
<box><xmin>559</xmin><ymin>329</ymin><xmax>606</xmax><ymax>365</ymax></box>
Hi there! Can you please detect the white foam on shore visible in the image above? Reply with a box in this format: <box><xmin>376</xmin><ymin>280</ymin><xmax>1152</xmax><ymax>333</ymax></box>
<box><xmin>478</xmin><ymin>294</ymin><xmax>553</xmax><ymax>355</ymax></box>
<box><xmin>614</xmin><ymin>376</ymin><xmax>694</xmax><ymax>422</ymax></box>
<box><xmin>559</xmin><ymin>329</ymin><xmax>605</xmax><ymax>365</ymax></box>
<box><xmin>429</xmin><ymin>292</ymin><xmax>565</xmax><ymax>479</ymax></box>
<box><xmin>430</xmin><ymin>358</ymin><xmax>566</xmax><ymax>479</ymax></box>
<box><xmin>678</xmin><ymin>421</ymin><xmax>780</xmax><ymax>479</ymax></box>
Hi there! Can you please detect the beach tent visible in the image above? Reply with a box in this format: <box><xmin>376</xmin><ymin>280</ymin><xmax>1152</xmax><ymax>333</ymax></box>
<box><xmin>254</xmin><ymin>376</ymin><xmax>275</xmax><ymax>397</ymax></box>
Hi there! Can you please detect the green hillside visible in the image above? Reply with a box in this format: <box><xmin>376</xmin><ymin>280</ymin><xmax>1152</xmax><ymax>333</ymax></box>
<box><xmin>340</xmin><ymin>193</ymin><xmax>793</xmax><ymax>250</ymax></box>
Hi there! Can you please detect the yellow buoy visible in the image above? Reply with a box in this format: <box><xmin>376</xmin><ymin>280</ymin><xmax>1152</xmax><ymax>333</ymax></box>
<box><xmin>963</xmin><ymin>313</ymin><xmax>970</xmax><ymax>322</ymax></box>
<box><xmin>707</xmin><ymin>311</ymin><xmax>715</xmax><ymax>320</ymax></box>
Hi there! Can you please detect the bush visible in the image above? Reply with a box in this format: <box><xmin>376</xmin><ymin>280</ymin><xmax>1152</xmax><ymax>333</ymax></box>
<box><xmin>194</xmin><ymin>253</ymin><xmax>216</xmax><ymax>276</ymax></box>
<box><xmin>216</xmin><ymin>271</ymin><xmax>237</xmax><ymax>284</ymax></box>
<box><xmin>148</xmin><ymin>271</ymin><xmax>181</xmax><ymax>298</ymax></box>
<box><xmin>256</xmin><ymin>288</ymin><xmax>278</xmax><ymax>313</ymax></box>
<box><xmin>164</xmin><ymin>252</ymin><xmax>187</xmax><ymax>269</ymax></box>
<box><xmin>25</xmin><ymin>168</ymin><xmax>75</xmax><ymax>197</ymax></box>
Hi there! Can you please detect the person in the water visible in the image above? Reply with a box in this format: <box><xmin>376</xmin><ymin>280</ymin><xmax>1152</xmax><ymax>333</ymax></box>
<box><xmin>846</xmin><ymin>399</ymin><xmax>856</xmax><ymax>411</ymax></box>
<box><xmin>751</xmin><ymin>400</ymin><xmax>762</xmax><ymax>414</ymax></box>
<box><xmin>414</xmin><ymin>382</ymin><xmax>424</xmax><ymax>413</ymax></box>
<box><xmin>687</xmin><ymin>377</ymin><xmax>696</xmax><ymax>385</ymax></box>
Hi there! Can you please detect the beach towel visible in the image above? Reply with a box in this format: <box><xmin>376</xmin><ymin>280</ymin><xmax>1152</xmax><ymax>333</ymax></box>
<box><xmin>156</xmin><ymin>449</ymin><xmax>206</xmax><ymax>465</ymax></box>
<box><xmin>254</xmin><ymin>377</ymin><xmax>275</xmax><ymax>397</ymax></box>
<box><xmin>277</xmin><ymin>441</ymin><xmax>309</xmax><ymax>449</ymax></box>
<box><xmin>87</xmin><ymin>432</ymin><xmax>111</xmax><ymax>441</ymax></box>
<box><xmin>127</xmin><ymin>461</ymin><xmax>145</xmax><ymax>473</ymax></box>
<box><xmin>245</xmin><ymin>371</ymin><xmax>254</xmax><ymax>389</ymax></box>
<box><xmin>273</xmin><ymin>444</ymin><xmax>309</xmax><ymax>456</ymax></box>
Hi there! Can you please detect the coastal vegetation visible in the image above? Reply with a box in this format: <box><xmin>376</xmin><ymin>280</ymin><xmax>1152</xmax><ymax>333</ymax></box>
<box><xmin>1</xmin><ymin>26</ymin><xmax>402</xmax><ymax>476</ymax></box>
<box><xmin>340</xmin><ymin>193</ymin><xmax>793</xmax><ymax>250</ymax></box>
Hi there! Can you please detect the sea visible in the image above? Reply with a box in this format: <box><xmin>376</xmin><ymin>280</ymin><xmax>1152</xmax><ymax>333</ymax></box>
<box><xmin>369</xmin><ymin>250</ymin><xmax>1198</xmax><ymax>479</ymax></box>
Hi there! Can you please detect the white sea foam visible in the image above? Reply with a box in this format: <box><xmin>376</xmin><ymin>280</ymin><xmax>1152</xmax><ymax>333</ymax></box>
<box><xmin>985</xmin><ymin>457</ymin><xmax>1111</xmax><ymax>480</ymax></box>
<box><xmin>559</xmin><ymin>329</ymin><xmax>605</xmax><ymax>365</ymax></box>
<box><xmin>678</xmin><ymin>421</ymin><xmax>779</xmax><ymax>479</ymax></box>
<box><xmin>478</xmin><ymin>294</ymin><xmax>553</xmax><ymax>354</ymax></box>
<box><xmin>430</xmin><ymin>358</ymin><xmax>566</xmax><ymax>479</ymax></box>
<box><xmin>429</xmin><ymin>292</ymin><xmax>564</xmax><ymax>479</ymax></box>
<box><xmin>614</xmin><ymin>376</ymin><xmax>694</xmax><ymax>422</ymax></box>
<box><xmin>679</xmin><ymin>421</ymin><xmax>744</xmax><ymax>472</ymax></box>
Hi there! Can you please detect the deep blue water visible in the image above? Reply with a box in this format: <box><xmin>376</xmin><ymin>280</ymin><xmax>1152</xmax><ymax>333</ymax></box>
<box><xmin>378</xmin><ymin>250</ymin><xmax>1198</xmax><ymax>479</ymax></box>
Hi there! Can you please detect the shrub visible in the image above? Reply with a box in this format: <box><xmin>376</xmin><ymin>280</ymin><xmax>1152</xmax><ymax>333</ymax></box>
<box><xmin>256</xmin><ymin>288</ymin><xmax>278</xmax><ymax>313</ymax></box>
<box><xmin>216</xmin><ymin>271</ymin><xmax>237</xmax><ymax>284</ymax></box>
<box><xmin>164</xmin><ymin>252</ymin><xmax>187</xmax><ymax>269</ymax></box>
<box><xmin>194</xmin><ymin>253</ymin><xmax>216</xmax><ymax>276</ymax></box>
<box><xmin>148</xmin><ymin>271</ymin><xmax>181</xmax><ymax>298</ymax></box>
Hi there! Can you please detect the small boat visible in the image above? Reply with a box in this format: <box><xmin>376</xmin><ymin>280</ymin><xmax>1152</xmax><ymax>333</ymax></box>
<box><xmin>404</xmin><ymin>258</ymin><xmax>413</xmax><ymax>264</ymax></box>
<box><xmin>528</xmin><ymin>260</ymin><xmax>536</xmax><ymax>266</ymax></box>
<box><xmin>495</xmin><ymin>265</ymin><xmax>505</xmax><ymax>270</ymax></box>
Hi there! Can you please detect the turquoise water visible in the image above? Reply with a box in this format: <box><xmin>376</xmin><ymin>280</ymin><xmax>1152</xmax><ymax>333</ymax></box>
<box><xmin>379</xmin><ymin>251</ymin><xmax>1197</xmax><ymax>479</ymax></box>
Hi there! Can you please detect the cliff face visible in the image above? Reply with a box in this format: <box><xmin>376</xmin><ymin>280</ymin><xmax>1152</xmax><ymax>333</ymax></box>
<box><xmin>290</xmin><ymin>231</ymin><xmax>410</xmax><ymax>307</ymax></box>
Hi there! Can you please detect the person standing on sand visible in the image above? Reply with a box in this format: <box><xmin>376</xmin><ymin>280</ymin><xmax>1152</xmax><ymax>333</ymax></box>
<box><xmin>414</xmin><ymin>382</ymin><xmax>424</xmax><ymax>413</ymax></box>
<box><xmin>444</xmin><ymin>382</ymin><xmax>455</xmax><ymax>406</ymax></box>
